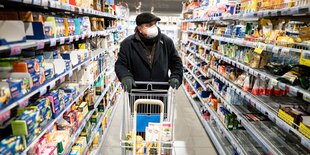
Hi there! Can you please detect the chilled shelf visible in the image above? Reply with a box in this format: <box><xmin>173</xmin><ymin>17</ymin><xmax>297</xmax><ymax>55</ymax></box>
<box><xmin>208</xmin><ymin>68</ymin><xmax>310</xmax><ymax>151</ymax></box>
<box><xmin>182</xmin><ymin>85</ymin><xmax>233</xmax><ymax>155</ymax></box>
<box><xmin>181</xmin><ymin>5</ymin><xmax>310</xmax><ymax>22</ymax></box>
<box><xmin>0</xmin><ymin>29</ymin><xmax>117</xmax><ymax>55</ymax></box>
<box><xmin>0</xmin><ymin>48</ymin><xmax>109</xmax><ymax>116</ymax></box>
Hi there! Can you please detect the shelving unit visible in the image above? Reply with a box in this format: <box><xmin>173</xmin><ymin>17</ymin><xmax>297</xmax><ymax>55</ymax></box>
<box><xmin>0</xmin><ymin>0</ymin><xmax>128</xmax><ymax>154</ymax></box>
<box><xmin>180</xmin><ymin>0</ymin><xmax>310</xmax><ymax>154</ymax></box>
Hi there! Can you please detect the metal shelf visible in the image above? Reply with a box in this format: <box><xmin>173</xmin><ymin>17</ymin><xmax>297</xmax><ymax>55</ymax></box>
<box><xmin>183</xmin><ymin>66</ymin><xmax>207</xmax><ymax>90</ymax></box>
<box><xmin>182</xmin><ymin>30</ymin><xmax>213</xmax><ymax>37</ymax></box>
<box><xmin>184</xmin><ymin>76</ymin><xmax>257</xmax><ymax>155</ymax></box>
<box><xmin>188</xmin><ymin>39</ymin><xmax>211</xmax><ymax>51</ymax></box>
<box><xmin>20</xmin><ymin>65</ymin><xmax>111</xmax><ymax>155</ymax></box>
<box><xmin>186</xmin><ymin>47</ymin><xmax>209</xmax><ymax>64</ymax></box>
<box><xmin>0</xmin><ymin>1</ymin><xmax>119</xmax><ymax>19</ymax></box>
<box><xmin>208</xmin><ymin>68</ymin><xmax>310</xmax><ymax>151</ymax></box>
<box><xmin>212</xmin><ymin>35</ymin><xmax>303</xmax><ymax>54</ymax></box>
<box><xmin>181</xmin><ymin>5</ymin><xmax>310</xmax><ymax>22</ymax></box>
<box><xmin>182</xmin><ymin>85</ymin><xmax>229</xmax><ymax>155</ymax></box>
<box><xmin>63</xmin><ymin>78</ymin><xmax>117</xmax><ymax>154</ymax></box>
<box><xmin>95</xmin><ymin>92</ymin><xmax>123</xmax><ymax>155</ymax></box>
<box><xmin>0</xmin><ymin>29</ymin><xmax>117</xmax><ymax>55</ymax></box>
<box><xmin>0</xmin><ymin>48</ymin><xmax>108</xmax><ymax>116</ymax></box>
<box><xmin>185</xmin><ymin>57</ymin><xmax>207</xmax><ymax>77</ymax></box>
<box><xmin>209</xmin><ymin>51</ymin><xmax>310</xmax><ymax>100</ymax></box>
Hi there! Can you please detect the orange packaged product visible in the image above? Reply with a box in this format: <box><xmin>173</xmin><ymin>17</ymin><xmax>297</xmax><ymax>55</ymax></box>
<box><xmin>13</xmin><ymin>59</ymin><xmax>39</xmax><ymax>75</ymax></box>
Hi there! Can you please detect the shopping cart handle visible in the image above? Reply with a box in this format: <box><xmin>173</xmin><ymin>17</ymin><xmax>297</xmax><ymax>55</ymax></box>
<box><xmin>135</xmin><ymin>81</ymin><xmax>169</xmax><ymax>85</ymax></box>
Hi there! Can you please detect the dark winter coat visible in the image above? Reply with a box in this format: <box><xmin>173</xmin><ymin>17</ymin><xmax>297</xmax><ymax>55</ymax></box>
<box><xmin>115</xmin><ymin>29</ymin><xmax>183</xmax><ymax>89</ymax></box>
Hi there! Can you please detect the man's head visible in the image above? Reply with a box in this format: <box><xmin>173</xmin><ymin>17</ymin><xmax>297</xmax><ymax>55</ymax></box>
<box><xmin>136</xmin><ymin>12</ymin><xmax>161</xmax><ymax>39</ymax></box>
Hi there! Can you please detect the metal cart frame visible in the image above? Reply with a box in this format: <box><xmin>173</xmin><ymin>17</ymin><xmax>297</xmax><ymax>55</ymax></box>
<box><xmin>120</xmin><ymin>81</ymin><xmax>176</xmax><ymax>155</ymax></box>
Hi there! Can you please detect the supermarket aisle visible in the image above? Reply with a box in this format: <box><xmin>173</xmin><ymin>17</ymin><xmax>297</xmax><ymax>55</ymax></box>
<box><xmin>100</xmin><ymin>88</ymin><xmax>217</xmax><ymax>155</ymax></box>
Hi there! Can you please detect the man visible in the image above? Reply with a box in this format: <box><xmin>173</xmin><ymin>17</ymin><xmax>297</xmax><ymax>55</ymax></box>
<box><xmin>115</xmin><ymin>12</ymin><xmax>183</xmax><ymax>92</ymax></box>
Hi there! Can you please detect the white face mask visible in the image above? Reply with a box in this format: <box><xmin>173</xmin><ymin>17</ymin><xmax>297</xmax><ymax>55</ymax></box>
<box><xmin>145</xmin><ymin>26</ymin><xmax>158</xmax><ymax>39</ymax></box>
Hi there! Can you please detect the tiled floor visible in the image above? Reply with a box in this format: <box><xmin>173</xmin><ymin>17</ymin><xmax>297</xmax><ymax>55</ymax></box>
<box><xmin>100</xmin><ymin>88</ymin><xmax>217</xmax><ymax>155</ymax></box>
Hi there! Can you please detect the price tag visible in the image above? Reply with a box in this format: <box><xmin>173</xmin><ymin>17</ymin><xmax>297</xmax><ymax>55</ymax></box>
<box><xmin>42</xmin><ymin>0</ymin><xmax>48</xmax><ymax>6</ymax></box>
<box><xmin>69</xmin><ymin>36</ymin><xmax>74</xmax><ymax>43</ymax></box>
<box><xmin>77</xmin><ymin>65</ymin><xmax>81</xmax><ymax>71</ymax></box>
<box><xmin>276</xmin><ymin>120</ymin><xmax>291</xmax><ymax>133</ymax></box>
<box><xmin>303</xmin><ymin>93</ymin><xmax>310</xmax><ymax>103</ymax></box>
<box><xmin>60</xmin><ymin>76</ymin><xmax>65</xmax><ymax>83</ymax></box>
<box><xmin>283</xmin><ymin>9</ymin><xmax>291</xmax><ymax>15</ymax></box>
<box><xmin>60</xmin><ymin>37</ymin><xmax>65</xmax><ymax>45</ymax></box>
<box><xmin>75</xmin><ymin>35</ymin><xmax>79</xmax><ymax>41</ymax></box>
<box><xmin>82</xmin><ymin>34</ymin><xmax>86</xmax><ymax>40</ymax></box>
<box><xmin>50</xmin><ymin>81</ymin><xmax>56</xmax><ymax>89</ymax></box>
<box><xmin>278</xmin><ymin>82</ymin><xmax>286</xmax><ymax>90</ymax></box>
<box><xmin>271</xmin><ymin>10</ymin><xmax>278</xmax><ymax>16</ymax></box>
<box><xmin>23</xmin><ymin>0</ymin><xmax>32</xmax><ymax>4</ymax></box>
<box><xmin>39</xmin><ymin>87</ymin><xmax>48</xmax><ymax>96</ymax></box>
<box><xmin>260</xmin><ymin>73</ymin><xmax>266</xmax><ymax>80</ymax></box>
<box><xmin>288</xmin><ymin>86</ymin><xmax>298</xmax><ymax>96</ymax></box>
<box><xmin>87</xmin><ymin>33</ymin><xmax>92</xmax><ymax>38</ymax></box>
<box><xmin>68</xmin><ymin>70</ymin><xmax>73</xmax><ymax>77</ymax></box>
<box><xmin>36</xmin><ymin>41</ymin><xmax>45</xmax><ymax>50</ymax></box>
<box><xmin>271</xmin><ymin>79</ymin><xmax>278</xmax><ymax>86</ymax></box>
<box><xmin>263</xmin><ymin>11</ymin><xmax>270</xmax><ymax>17</ymax></box>
<box><xmin>10</xmin><ymin>45</ymin><xmax>21</xmax><ymax>56</ymax></box>
<box><xmin>249</xmin><ymin>69</ymin><xmax>254</xmax><ymax>75</ymax></box>
<box><xmin>291</xmin><ymin>7</ymin><xmax>299</xmax><ymax>14</ymax></box>
<box><xmin>0</xmin><ymin>111</ymin><xmax>10</xmax><ymax>123</ymax></box>
<box><xmin>50</xmin><ymin>38</ymin><xmax>57</xmax><ymax>47</ymax></box>
<box><xmin>281</xmin><ymin>47</ymin><xmax>290</xmax><ymax>53</ymax></box>
<box><xmin>49</xmin><ymin>1</ymin><xmax>55</xmax><ymax>8</ymax></box>
<box><xmin>301</xmin><ymin>137</ymin><xmax>310</xmax><ymax>150</ymax></box>
<box><xmin>272</xmin><ymin>46</ymin><xmax>280</xmax><ymax>54</ymax></box>
<box><xmin>253</xmin><ymin>71</ymin><xmax>259</xmax><ymax>77</ymax></box>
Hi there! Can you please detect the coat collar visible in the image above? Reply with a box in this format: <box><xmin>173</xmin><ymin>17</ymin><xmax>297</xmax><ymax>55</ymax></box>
<box><xmin>131</xmin><ymin>27</ymin><xmax>164</xmax><ymax>69</ymax></box>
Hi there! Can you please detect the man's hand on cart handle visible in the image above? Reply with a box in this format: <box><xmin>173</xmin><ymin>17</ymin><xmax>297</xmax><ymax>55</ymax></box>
<box><xmin>121</xmin><ymin>76</ymin><xmax>136</xmax><ymax>92</ymax></box>
<box><xmin>169</xmin><ymin>78</ymin><xmax>180</xmax><ymax>89</ymax></box>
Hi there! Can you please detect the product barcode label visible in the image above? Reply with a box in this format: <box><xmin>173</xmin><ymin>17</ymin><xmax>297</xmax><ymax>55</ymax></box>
<box><xmin>10</xmin><ymin>45</ymin><xmax>21</xmax><ymax>56</ymax></box>
<box><xmin>36</xmin><ymin>41</ymin><xmax>45</xmax><ymax>50</ymax></box>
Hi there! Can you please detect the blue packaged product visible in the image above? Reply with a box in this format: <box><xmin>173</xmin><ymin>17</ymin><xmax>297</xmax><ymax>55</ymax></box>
<box><xmin>31</xmin><ymin>74</ymin><xmax>40</xmax><ymax>87</ymax></box>
<box><xmin>0</xmin><ymin>136</ymin><xmax>24</xmax><ymax>154</ymax></box>
<box><xmin>7</xmin><ymin>80</ymin><xmax>23</xmax><ymax>99</ymax></box>
<box><xmin>64</xmin><ymin>60</ymin><xmax>72</xmax><ymax>71</ymax></box>
<box><xmin>12</xmin><ymin>108</ymin><xmax>40</xmax><ymax>136</ymax></box>
<box><xmin>44</xmin><ymin>68</ymin><xmax>54</xmax><ymax>80</ymax></box>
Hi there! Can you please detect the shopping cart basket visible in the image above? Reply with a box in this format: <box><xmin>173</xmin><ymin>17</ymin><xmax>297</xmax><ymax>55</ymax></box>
<box><xmin>120</xmin><ymin>81</ymin><xmax>176</xmax><ymax>155</ymax></box>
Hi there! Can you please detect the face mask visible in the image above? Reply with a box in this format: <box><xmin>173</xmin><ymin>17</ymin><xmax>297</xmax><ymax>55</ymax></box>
<box><xmin>145</xmin><ymin>26</ymin><xmax>158</xmax><ymax>39</ymax></box>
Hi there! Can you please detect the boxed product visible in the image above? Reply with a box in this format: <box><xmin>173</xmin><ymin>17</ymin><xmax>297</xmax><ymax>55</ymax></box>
<box><xmin>0</xmin><ymin>20</ymin><xmax>26</xmax><ymax>45</ymax></box>
<box><xmin>44</xmin><ymin>16</ymin><xmax>57</xmax><ymax>38</ymax></box>
<box><xmin>78</xmin><ymin>102</ymin><xmax>89</xmax><ymax>117</ymax></box>
<box><xmin>0</xmin><ymin>136</ymin><xmax>24</xmax><ymax>154</ymax></box>
<box><xmin>45</xmin><ymin>90</ymin><xmax>61</xmax><ymax>119</ymax></box>
<box><xmin>13</xmin><ymin>59</ymin><xmax>40</xmax><ymax>76</ymax></box>
<box><xmin>11</xmin><ymin>107</ymin><xmax>40</xmax><ymax>141</ymax></box>
<box><xmin>45</xmin><ymin>59</ymin><xmax>66</xmax><ymax>76</ymax></box>
<box><xmin>0</xmin><ymin>82</ymin><xmax>12</xmax><ymax>107</ymax></box>
<box><xmin>24</xmin><ymin>22</ymin><xmax>48</xmax><ymax>40</ymax></box>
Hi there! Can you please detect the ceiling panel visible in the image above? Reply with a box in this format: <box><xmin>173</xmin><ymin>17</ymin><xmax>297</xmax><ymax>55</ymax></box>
<box><xmin>115</xmin><ymin>0</ymin><xmax>183</xmax><ymax>14</ymax></box>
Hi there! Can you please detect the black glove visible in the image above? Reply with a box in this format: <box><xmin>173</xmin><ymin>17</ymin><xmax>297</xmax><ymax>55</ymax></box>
<box><xmin>121</xmin><ymin>77</ymin><xmax>136</xmax><ymax>92</ymax></box>
<box><xmin>169</xmin><ymin>78</ymin><xmax>180</xmax><ymax>89</ymax></box>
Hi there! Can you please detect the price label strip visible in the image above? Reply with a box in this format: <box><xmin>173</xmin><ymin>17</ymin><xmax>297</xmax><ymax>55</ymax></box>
<box><xmin>50</xmin><ymin>38</ymin><xmax>57</xmax><ymax>47</ymax></box>
<box><xmin>10</xmin><ymin>45</ymin><xmax>22</xmax><ymax>56</ymax></box>
<box><xmin>36</xmin><ymin>41</ymin><xmax>45</xmax><ymax>50</ymax></box>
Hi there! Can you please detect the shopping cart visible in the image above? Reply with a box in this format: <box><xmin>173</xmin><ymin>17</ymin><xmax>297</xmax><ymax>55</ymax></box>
<box><xmin>120</xmin><ymin>81</ymin><xmax>176</xmax><ymax>155</ymax></box>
